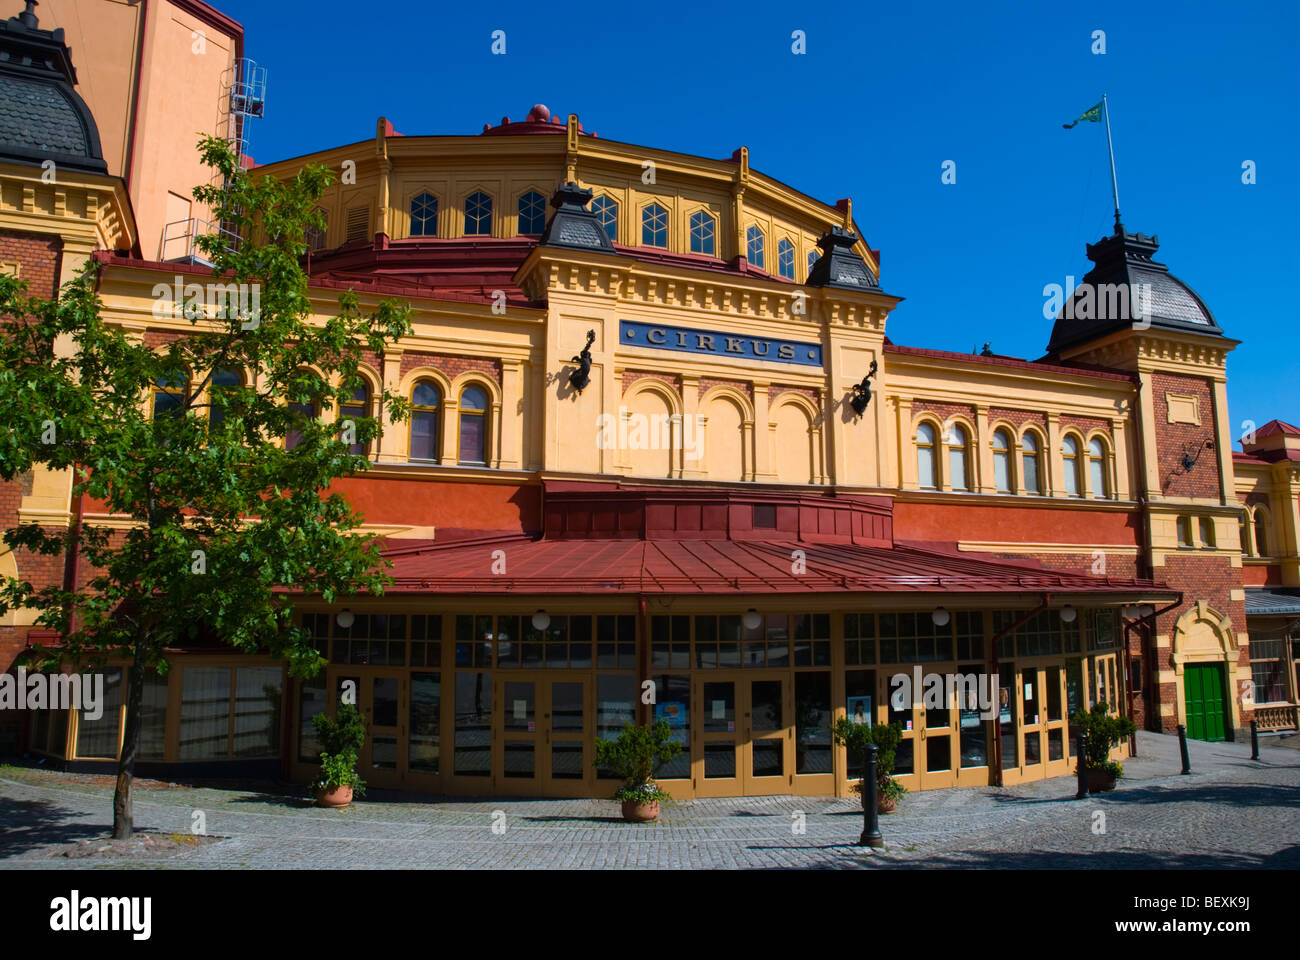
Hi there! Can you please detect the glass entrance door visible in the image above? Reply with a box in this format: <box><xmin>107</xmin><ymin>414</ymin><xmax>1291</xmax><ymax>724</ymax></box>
<box><xmin>694</xmin><ymin>674</ymin><xmax>793</xmax><ymax>797</ymax></box>
<box><xmin>499</xmin><ymin>677</ymin><xmax>542</xmax><ymax>795</ymax></box>
<box><xmin>547</xmin><ymin>678</ymin><xmax>590</xmax><ymax>796</ymax></box>
<box><xmin>496</xmin><ymin>675</ymin><xmax>592</xmax><ymax>796</ymax></box>
<box><xmin>917</xmin><ymin>664</ymin><xmax>958</xmax><ymax>789</ymax></box>
<box><xmin>359</xmin><ymin>672</ymin><xmax>405</xmax><ymax>789</ymax></box>
<box><xmin>697</xmin><ymin>678</ymin><xmax>740</xmax><ymax>797</ymax></box>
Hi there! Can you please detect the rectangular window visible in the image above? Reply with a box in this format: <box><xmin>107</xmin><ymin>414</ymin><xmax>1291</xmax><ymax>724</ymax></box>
<box><xmin>76</xmin><ymin>669</ymin><xmax>122</xmax><ymax>759</ymax></box>
<box><xmin>845</xmin><ymin>669</ymin><xmax>875</xmax><ymax>779</ymax></box>
<box><xmin>794</xmin><ymin>672</ymin><xmax>832</xmax><ymax>775</ymax></box>
<box><xmin>1250</xmin><ymin>635</ymin><xmax>1287</xmax><ymax>704</ymax></box>
<box><xmin>298</xmin><ymin>673</ymin><xmax>327</xmax><ymax>762</ymax></box>
<box><xmin>179</xmin><ymin>667</ymin><xmax>232</xmax><ymax>761</ymax></box>
<box><xmin>453</xmin><ymin>672</ymin><xmax>491</xmax><ymax>776</ymax></box>
<box><xmin>409</xmin><ymin>672</ymin><xmax>441</xmax><ymax>773</ymax></box>
<box><xmin>1176</xmin><ymin>516</ymin><xmax>1193</xmax><ymax>547</ymax></box>
<box><xmin>139</xmin><ymin>669</ymin><xmax>170</xmax><ymax>761</ymax></box>
<box><xmin>233</xmin><ymin>666</ymin><xmax>283</xmax><ymax>758</ymax></box>
<box><xmin>1199</xmin><ymin>517</ymin><xmax>1216</xmax><ymax>548</ymax></box>
<box><xmin>1092</xmin><ymin>609</ymin><xmax>1116</xmax><ymax>649</ymax></box>
<box><xmin>648</xmin><ymin>674</ymin><xmax>689</xmax><ymax>779</ymax></box>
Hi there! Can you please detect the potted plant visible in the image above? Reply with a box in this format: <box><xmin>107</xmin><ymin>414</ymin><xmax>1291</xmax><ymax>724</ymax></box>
<box><xmin>593</xmin><ymin>719</ymin><xmax>684</xmax><ymax>822</ymax></box>
<box><xmin>1071</xmin><ymin>701</ymin><xmax>1137</xmax><ymax>792</ymax></box>
<box><xmin>310</xmin><ymin>703</ymin><xmax>367</xmax><ymax>807</ymax></box>
<box><xmin>832</xmin><ymin>715</ymin><xmax>907</xmax><ymax>813</ymax></box>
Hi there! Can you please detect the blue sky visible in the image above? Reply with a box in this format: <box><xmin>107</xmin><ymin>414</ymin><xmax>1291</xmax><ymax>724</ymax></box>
<box><xmin>221</xmin><ymin>0</ymin><xmax>1297</xmax><ymax>443</ymax></box>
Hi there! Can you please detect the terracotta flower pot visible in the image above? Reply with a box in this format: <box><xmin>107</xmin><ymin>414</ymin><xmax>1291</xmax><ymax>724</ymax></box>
<box><xmin>315</xmin><ymin>784</ymin><xmax>353</xmax><ymax>808</ymax></box>
<box><xmin>1086</xmin><ymin>768</ymin><xmax>1117</xmax><ymax>792</ymax></box>
<box><xmin>621</xmin><ymin>799</ymin><xmax>660</xmax><ymax>822</ymax></box>
<box><xmin>877</xmin><ymin>793</ymin><xmax>898</xmax><ymax>815</ymax></box>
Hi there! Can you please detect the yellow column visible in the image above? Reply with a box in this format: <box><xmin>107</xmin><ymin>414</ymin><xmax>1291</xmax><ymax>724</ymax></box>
<box><xmin>378</xmin><ymin>351</ymin><xmax>403</xmax><ymax>463</ymax></box>
<box><xmin>897</xmin><ymin>398</ymin><xmax>915</xmax><ymax>489</ymax></box>
<box><xmin>975</xmin><ymin>404</ymin><xmax>994</xmax><ymax>493</ymax></box>
<box><xmin>1047</xmin><ymin>413</ymin><xmax>1063</xmax><ymax>497</ymax></box>
<box><xmin>752</xmin><ymin>379</ymin><xmax>775</xmax><ymax>481</ymax></box>
<box><xmin>499</xmin><ymin>358</ymin><xmax>523</xmax><ymax>470</ymax></box>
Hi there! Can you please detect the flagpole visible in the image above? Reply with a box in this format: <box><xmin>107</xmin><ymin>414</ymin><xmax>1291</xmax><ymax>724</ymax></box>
<box><xmin>1102</xmin><ymin>93</ymin><xmax>1122</xmax><ymax>234</ymax></box>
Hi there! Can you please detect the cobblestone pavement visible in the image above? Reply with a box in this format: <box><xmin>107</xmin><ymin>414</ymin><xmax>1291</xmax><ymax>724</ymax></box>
<box><xmin>1</xmin><ymin>731</ymin><xmax>1296</xmax><ymax>869</ymax></box>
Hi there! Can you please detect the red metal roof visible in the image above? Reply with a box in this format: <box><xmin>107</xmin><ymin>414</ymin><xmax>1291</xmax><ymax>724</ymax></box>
<box><xmin>380</xmin><ymin>535</ymin><xmax>1175</xmax><ymax>598</ymax></box>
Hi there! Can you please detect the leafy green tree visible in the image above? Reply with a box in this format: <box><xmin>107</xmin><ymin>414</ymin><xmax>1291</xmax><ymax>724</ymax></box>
<box><xmin>0</xmin><ymin>136</ymin><xmax>412</xmax><ymax>838</ymax></box>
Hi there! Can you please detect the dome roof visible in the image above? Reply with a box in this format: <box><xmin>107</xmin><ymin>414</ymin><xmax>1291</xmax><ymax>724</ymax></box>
<box><xmin>0</xmin><ymin>2</ymin><xmax>107</xmax><ymax>175</ymax></box>
<box><xmin>1046</xmin><ymin>227</ymin><xmax>1220</xmax><ymax>355</ymax></box>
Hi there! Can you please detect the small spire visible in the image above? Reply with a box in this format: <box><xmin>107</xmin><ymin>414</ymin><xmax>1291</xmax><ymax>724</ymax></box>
<box><xmin>19</xmin><ymin>0</ymin><xmax>39</xmax><ymax>28</ymax></box>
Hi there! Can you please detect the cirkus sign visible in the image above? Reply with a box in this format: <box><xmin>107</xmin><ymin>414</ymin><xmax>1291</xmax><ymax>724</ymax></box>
<box><xmin>620</xmin><ymin>320</ymin><xmax>823</xmax><ymax>367</ymax></box>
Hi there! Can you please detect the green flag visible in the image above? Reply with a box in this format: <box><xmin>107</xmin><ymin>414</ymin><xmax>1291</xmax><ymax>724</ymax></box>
<box><xmin>1063</xmin><ymin>101</ymin><xmax>1104</xmax><ymax>129</ymax></box>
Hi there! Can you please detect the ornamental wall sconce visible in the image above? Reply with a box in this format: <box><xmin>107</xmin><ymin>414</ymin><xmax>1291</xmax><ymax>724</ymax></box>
<box><xmin>1179</xmin><ymin>438</ymin><xmax>1214</xmax><ymax>473</ymax></box>
<box><xmin>568</xmin><ymin>329</ymin><xmax>596</xmax><ymax>394</ymax></box>
<box><xmin>849</xmin><ymin>360</ymin><xmax>878</xmax><ymax>417</ymax></box>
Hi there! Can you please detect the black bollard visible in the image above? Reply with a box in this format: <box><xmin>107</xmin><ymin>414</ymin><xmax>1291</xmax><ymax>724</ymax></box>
<box><xmin>1075</xmin><ymin>730</ymin><xmax>1090</xmax><ymax>799</ymax></box>
<box><xmin>858</xmin><ymin>742</ymin><xmax>884</xmax><ymax>849</ymax></box>
<box><xmin>1177</xmin><ymin>723</ymin><xmax>1191</xmax><ymax>774</ymax></box>
<box><xmin>1250</xmin><ymin>719</ymin><xmax>1260</xmax><ymax>760</ymax></box>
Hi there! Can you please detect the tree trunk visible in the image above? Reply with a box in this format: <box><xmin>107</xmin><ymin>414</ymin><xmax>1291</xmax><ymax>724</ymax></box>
<box><xmin>112</xmin><ymin>639</ymin><xmax>147</xmax><ymax>839</ymax></box>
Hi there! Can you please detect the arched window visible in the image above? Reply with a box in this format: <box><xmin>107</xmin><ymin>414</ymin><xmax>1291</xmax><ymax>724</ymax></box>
<box><xmin>642</xmin><ymin>203</ymin><xmax>668</xmax><ymax>247</ymax></box>
<box><xmin>807</xmin><ymin>249</ymin><xmax>818</xmax><ymax>277</ymax></box>
<box><xmin>1239</xmin><ymin>510</ymin><xmax>1252</xmax><ymax>556</ymax></box>
<box><xmin>1021</xmin><ymin>432</ymin><xmax>1042</xmax><ymax>494</ymax></box>
<box><xmin>517</xmin><ymin>191</ymin><xmax>546</xmax><ymax>235</ymax></box>
<box><xmin>340</xmin><ymin>383</ymin><xmax>371</xmax><ymax>457</ymax></box>
<box><xmin>992</xmin><ymin>428</ymin><xmax>1013</xmax><ymax>493</ymax></box>
<box><xmin>1088</xmin><ymin>437</ymin><xmax>1110</xmax><ymax>499</ymax></box>
<box><xmin>409</xmin><ymin>381</ymin><xmax>441</xmax><ymax>462</ymax></box>
<box><xmin>1254</xmin><ymin>507</ymin><xmax>1270</xmax><ymax>557</ymax></box>
<box><xmin>464</xmin><ymin>192</ymin><xmax>492</xmax><ymax>236</ymax></box>
<box><xmin>689</xmin><ymin>211</ymin><xmax>715</xmax><ymax>255</ymax></box>
<box><xmin>592</xmin><ymin>196</ymin><xmax>618</xmax><ymax>241</ymax></box>
<box><xmin>409</xmin><ymin>193</ymin><xmax>438</xmax><ymax>237</ymax></box>
<box><xmin>746</xmin><ymin>225</ymin><xmax>765</xmax><ymax>269</ymax></box>
<box><xmin>207</xmin><ymin>368</ymin><xmax>243</xmax><ymax>429</ymax></box>
<box><xmin>152</xmin><ymin>371</ymin><xmax>187</xmax><ymax>437</ymax></box>
<box><xmin>1062</xmin><ymin>435</ymin><xmax>1081</xmax><ymax>497</ymax></box>
<box><xmin>916</xmin><ymin>422</ymin><xmax>938</xmax><ymax>489</ymax></box>
<box><xmin>286</xmin><ymin>399</ymin><xmax>316</xmax><ymax>452</ymax></box>
<box><xmin>458</xmin><ymin>385</ymin><xmax>489</xmax><ymax>465</ymax></box>
<box><xmin>947</xmin><ymin>423</ymin><xmax>970</xmax><ymax>491</ymax></box>
<box><xmin>777</xmin><ymin>238</ymin><xmax>795</xmax><ymax>280</ymax></box>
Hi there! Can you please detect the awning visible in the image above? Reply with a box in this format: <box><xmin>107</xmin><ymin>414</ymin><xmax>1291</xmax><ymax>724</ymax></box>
<box><xmin>1244</xmin><ymin>588</ymin><xmax>1300</xmax><ymax>616</ymax></box>
<box><xmin>380</xmin><ymin>535</ymin><xmax>1178</xmax><ymax>599</ymax></box>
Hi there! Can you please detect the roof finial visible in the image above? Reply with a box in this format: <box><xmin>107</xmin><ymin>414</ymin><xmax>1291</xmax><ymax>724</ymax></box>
<box><xmin>19</xmin><ymin>0</ymin><xmax>39</xmax><ymax>29</ymax></box>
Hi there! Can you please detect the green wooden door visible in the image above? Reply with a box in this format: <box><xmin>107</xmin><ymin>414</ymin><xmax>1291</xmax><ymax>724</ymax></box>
<box><xmin>1184</xmin><ymin>663</ymin><xmax>1227</xmax><ymax>742</ymax></box>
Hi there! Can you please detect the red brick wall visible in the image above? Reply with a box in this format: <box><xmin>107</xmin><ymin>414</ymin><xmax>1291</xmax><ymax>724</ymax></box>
<box><xmin>622</xmin><ymin>370</ymin><xmax>681</xmax><ymax>395</ymax></box>
<box><xmin>988</xmin><ymin>407</ymin><xmax>1046</xmax><ymax>431</ymax></box>
<box><xmin>1151</xmin><ymin>372</ymin><xmax>1219</xmax><ymax>499</ymax></box>
<box><xmin>912</xmin><ymin>400</ymin><xmax>974</xmax><ymax>423</ymax></box>
<box><xmin>698</xmin><ymin>378</ymin><xmax>753</xmax><ymax>402</ymax></box>
<box><xmin>400</xmin><ymin>351</ymin><xmax>501</xmax><ymax>386</ymax></box>
<box><xmin>1151</xmin><ymin>553</ymin><xmax>1248</xmax><ymax>735</ymax></box>
<box><xmin>1</xmin><ymin>231</ymin><xmax>63</xmax><ymax>684</ymax></box>
<box><xmin>0</xmin><ymin>229</ymin><xmax>62</xmax><ymax>298</ymax></box>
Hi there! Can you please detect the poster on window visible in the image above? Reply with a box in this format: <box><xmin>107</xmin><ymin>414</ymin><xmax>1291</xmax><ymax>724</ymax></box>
<box><xmin>847</xmin><ymin>696</ymin><xmax>872</xmax><ymax>726</ymax></box>
<box><xmin>655</xmin><ymin>701</ymin><xmax>687</xmax><ymax>728</ymax></box>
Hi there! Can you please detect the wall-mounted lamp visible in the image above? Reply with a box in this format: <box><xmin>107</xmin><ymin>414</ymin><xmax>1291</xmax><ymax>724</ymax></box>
<box><xmin>849</xmin><ymin>360</ymin><xmax>879</xmax><ymax>417</ymax></box>
<box><xmin>1060</xmin><ymin>604</ymin><xmax>1077</xmax><ymax>623</ymax></box>
<box><xmin>931</xmin><ymin>606</ymin><xmax>950</xmax><ymax>627</ymax></box>
<box><xmin>568</xmin><ymin>329</ymin><xmax>596</xmax><ymax>394</ymax></box>
<box><xmin>742</xmin><ymin>609</ymin><xmax>762</xmax><ymax>631</ymax></box>
<box><xmin>531</xmin><ymin>610</ymin><xmax>551</xmax><ymax>631</ymax></box>
<box><xmin>336</xmin><ymin>609</ymin><xmax>355</xmax><ymax>629</ymax></box>
<box><xmin>1179</xmin><ymin>438</ymin><xmax>1214</xmax><ymax>473</ymax></box>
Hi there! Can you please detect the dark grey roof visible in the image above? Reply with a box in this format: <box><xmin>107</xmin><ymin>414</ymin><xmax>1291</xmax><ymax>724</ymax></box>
<box><xmin>1244</xmin><ymin>588</ymin><xmax>1300</xmax><ymax>617</ymax></box>
<box><xmin>1046</xmin><ymin>228</ymin><xmax>1221</xmax><ymax>355</ymax></box>
<box><xmin>806</xmin><ymin>227</ymin><xmax>881</xmax><ymax>291</ymax></box>
<box><xmin>0</xmin><ymin>2</ymin><xmax>107</xmax><ymax>175</ymax></box>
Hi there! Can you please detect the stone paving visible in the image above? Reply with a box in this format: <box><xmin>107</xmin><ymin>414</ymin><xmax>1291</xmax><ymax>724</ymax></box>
<box><xmin>1</xmin><ymin>731</ymin><xmax>1297</xmax><ymax>869</ymax></box>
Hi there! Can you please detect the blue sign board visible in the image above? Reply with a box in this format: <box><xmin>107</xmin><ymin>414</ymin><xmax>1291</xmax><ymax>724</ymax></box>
<box><xmin>620</xmin><ymin>320</ymin><xmax>822</xmax><ymax>367</ymax></box>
